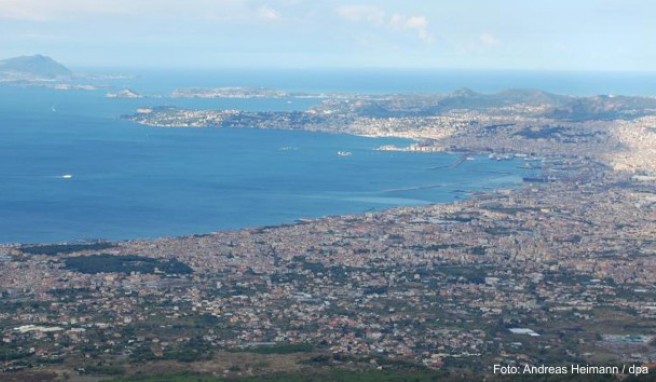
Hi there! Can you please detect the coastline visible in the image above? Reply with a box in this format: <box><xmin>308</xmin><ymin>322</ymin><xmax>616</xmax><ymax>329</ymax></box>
<box><xmin>4</xmin><ymin>89</ymin><xmax>656</xmax><ymax>378</ymax></box>
<box><xmin>0</xmin><ymin>148</ymin><xmax>524</xmax><ymax>247</ymax></box>
<box><xmin>4</xmin><ymin>147</ymin><xmax>654</xmax><ymax>373</ymax></box>
<box><xmin>7</xmin><ymin>104</ymin><xmax>654</xmax><ymax>246</ymax></box>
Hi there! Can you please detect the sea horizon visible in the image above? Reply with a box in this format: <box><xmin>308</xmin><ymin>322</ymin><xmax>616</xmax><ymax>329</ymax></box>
<box><xmin>65</xmin><ymin>67</ymin><xmax>656</xmax><ymax>97</ymax></box>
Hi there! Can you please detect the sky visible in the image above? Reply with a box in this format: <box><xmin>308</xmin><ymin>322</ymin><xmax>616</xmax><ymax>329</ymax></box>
<box><xmin>0</xmin><ymin>0</ymin><xmax>654</xmax><ymax>70</ymax></box>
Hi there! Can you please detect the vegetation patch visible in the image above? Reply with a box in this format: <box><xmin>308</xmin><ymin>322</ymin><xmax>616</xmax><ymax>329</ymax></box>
<box><xmin>63</xmin><ymin>254</ymin><xmax>193</xmax><ymax>275</ymax></box>
<box><xmin>0</xmin><ymin>345</ymin><xmax>32</xmax><ymax>362</ymax></box>
<box><xmin>20</xmin><ymin>242</ymin><xmax>117</xmax><ymax>256</ymax></box>
<box><xmin>105</xmin><ymin>369</ymin><xmax>446</xmax><ymax>382</ymax></box>
<box><xmin>232</xmin><ymin>343</ymin><xmax>316</xmax><ymax>355</ymax></box>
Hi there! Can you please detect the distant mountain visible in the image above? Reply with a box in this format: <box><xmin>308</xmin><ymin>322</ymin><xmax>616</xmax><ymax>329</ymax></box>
<box><xmin>340</xmin><ymin>88</ymin><xmax>656</xmax><ymax>121</ymax></box>
<box><xmin>0</xmin><ymin>55</ymin><xmax>72</xmax><ymax>80</ymax></box>
<box><xmin>348</xmin><ymin>88</ymin><xmax>573</xmax><ymax>118</ymax></box>
<box><xmin>492</xmin><ymin>88</ymin><xmax>570</xmax><ymax>105</ymax></box>
<box><xmin>443</xmin><ymin>88</ymin><xmax>569</xmax><ymax>106</ymax></box>
<box><xmin>543</xmin><ymin>95</ymin><xmax>656</xmax><ymax>121</ymax></box>
<box><xmin>449</xmin><ymin>87</ymin><xmax>479</xmax><ymax>98</ymax></box>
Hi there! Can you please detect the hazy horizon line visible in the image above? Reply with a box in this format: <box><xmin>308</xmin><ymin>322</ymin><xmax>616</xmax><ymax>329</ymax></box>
<box><xmin>69</xmin><ymin>65</ymin><xmax>656</xmax><ymax>74</ymax></box>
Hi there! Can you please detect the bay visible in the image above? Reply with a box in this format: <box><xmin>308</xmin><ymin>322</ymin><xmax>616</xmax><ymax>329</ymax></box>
<box><xmin>0</xmin><ymin>74</ymin><xmax>540</xmax><ymax>244</ymax></box>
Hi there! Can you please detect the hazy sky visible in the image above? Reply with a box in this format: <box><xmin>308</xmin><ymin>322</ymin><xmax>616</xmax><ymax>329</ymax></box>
<box><xmin>0</xmin><ymin>0</ymin><xmax>654</xmax><ymax>70</ymax></box>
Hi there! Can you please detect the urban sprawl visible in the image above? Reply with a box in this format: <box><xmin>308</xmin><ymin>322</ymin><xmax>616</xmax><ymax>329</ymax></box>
<box><xmin>2</xmin><ymin>88</ymin><xmax>656</xmax><ymax>380</ymax></box>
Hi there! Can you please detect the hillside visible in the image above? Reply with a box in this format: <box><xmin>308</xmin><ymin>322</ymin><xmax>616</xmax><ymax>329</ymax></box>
<box><xmin>0</xmin><ymin>54</ymin><xmax>72</xmax><ymax>80</ymax></box>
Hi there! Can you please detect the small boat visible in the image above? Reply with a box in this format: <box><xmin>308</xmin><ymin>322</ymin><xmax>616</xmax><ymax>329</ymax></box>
<box><xmin>337</xmin><ymin>151</ymin><xmax>352</xmax><ymax>157</ymax></box>
<box><xmin>61</xmin><ymin>174</ymin><xmax>73</xmax><ymax>179</ymax></box>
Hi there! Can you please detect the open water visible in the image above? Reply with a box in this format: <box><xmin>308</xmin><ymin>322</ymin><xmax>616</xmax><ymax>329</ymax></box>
<box><xmin>7</xmin><ymin>68</ymin><xmax>646</xmax><ymax>243</ymax></box>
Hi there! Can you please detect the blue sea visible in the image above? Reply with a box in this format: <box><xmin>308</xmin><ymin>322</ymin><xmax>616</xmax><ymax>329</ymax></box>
<box><xmin>4</xmin><ymin>69</ymin><xmax>649</xmax><ymax>244</ymax></box>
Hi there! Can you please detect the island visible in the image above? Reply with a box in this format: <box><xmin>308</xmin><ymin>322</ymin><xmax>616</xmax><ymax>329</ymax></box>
<box><xmin>0</xmin><ymin>54</ymin><xmax>72</xmax><ymax>82</ymax></box>
<box><xmin>171</xmin><ymin>87</ymin><xmax>292</xmax><ymax>99</ymax></box>
<box><xmin>106</xmin><ymin>89</ymin><xmax>143</xmax><ymax>99</ymax></box>
<box><xmin>0</xmin><ymin>54</ymin><xmax>109</xmax><ymax>93</ymax></box>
